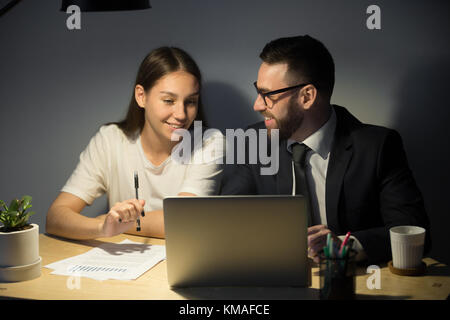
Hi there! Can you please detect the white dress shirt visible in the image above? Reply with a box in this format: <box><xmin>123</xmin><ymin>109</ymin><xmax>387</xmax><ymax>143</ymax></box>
<box><xmin>287</xmin><ymin>108</ymin><xmax>366</xmax><ymax>260</ymax></box>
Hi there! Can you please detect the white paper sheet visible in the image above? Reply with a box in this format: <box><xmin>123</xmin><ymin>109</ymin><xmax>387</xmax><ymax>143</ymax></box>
<box><xmin>44</xmin><ymin>239</ymin><xmax>166</xmax><ymax>280</ymax></box>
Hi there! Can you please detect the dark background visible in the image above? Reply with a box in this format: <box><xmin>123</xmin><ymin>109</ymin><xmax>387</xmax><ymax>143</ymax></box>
<box><xmin>0</xmin><ymin>0</ymin><xmax>449</xmax><ymax>263</ymax></box>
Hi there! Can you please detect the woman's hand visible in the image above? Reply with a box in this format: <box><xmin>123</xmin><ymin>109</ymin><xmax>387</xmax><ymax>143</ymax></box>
<box><xmin>99</xmin><ymin>199</ymin><xmax>145</xmax><ymax>238</ymax></box>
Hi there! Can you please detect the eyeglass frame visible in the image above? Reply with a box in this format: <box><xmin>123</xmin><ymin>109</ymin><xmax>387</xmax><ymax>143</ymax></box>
<box><xmin>253</xmin><ymin>81</ymin><xmax>311</xmax><ymax>107</ymax></box>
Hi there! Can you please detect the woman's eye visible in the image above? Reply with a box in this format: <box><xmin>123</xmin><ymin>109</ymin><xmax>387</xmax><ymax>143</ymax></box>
<box><xmin>163</xmin><ymin>99</ymin><xmax>174</xmax><ymax>105</ymax></box>
<box><xmin>186</xmin><ymin>99</ymin><xmax>198</xmax><ymax>105</ymax></box>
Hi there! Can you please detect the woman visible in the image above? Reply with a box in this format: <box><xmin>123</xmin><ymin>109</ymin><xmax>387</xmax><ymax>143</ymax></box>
<box><xmin>46</xmin><ymin>47</ymin><xmax>224</xmax><ymax>240</ymax></box>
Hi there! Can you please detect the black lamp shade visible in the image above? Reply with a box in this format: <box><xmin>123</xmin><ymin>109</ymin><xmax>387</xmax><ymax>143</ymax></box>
<box><xmin>61</xmin><ymin>0</ymin><xmax>151</xmax><ymax>12</ymax></box>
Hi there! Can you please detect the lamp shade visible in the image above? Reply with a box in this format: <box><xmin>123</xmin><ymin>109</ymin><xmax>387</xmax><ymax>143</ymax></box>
<box><xmin>61</xmin><ymin>0</ymin><xmax>151</xmax><ymax>12</ymax></box>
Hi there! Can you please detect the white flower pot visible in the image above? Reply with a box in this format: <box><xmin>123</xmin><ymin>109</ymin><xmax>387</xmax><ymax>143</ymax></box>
<box><xmin>0</xmin><ymin>223</ymin><xmax>41</xmax><ymax>282</ymax></box>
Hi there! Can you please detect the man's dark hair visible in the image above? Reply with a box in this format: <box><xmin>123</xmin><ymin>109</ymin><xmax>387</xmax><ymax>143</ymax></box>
<box><xmin>260</xmin><ymin>35</ymin><xmax>335</xmax><ymax>100</ymax></box>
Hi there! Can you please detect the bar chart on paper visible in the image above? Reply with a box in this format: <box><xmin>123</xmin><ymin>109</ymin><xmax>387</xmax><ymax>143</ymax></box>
<box><xmin>44</xmin><ymin>239</ymin><xmax>166</xmax><ymax>280</ymax></box>
<box><xmin>67</xmin><ymin>265</ymin><xmax>128</xmax><ymax>273</ymax></box>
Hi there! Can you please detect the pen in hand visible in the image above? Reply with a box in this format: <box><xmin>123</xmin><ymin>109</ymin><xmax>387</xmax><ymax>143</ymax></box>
<box><xmin>134</xmin><ymin>171</ymin><xmax>145</xmax><ymax>232</ymax></box>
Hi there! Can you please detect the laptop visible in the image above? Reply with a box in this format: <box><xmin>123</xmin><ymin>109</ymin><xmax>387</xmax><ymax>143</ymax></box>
<box><xmin>163</xmin><ymin>195</ymin><xmax>309</xmax><ymax>287</ymax></box>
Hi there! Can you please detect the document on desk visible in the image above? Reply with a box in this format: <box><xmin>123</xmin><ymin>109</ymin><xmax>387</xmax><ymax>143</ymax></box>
<box><xmin>44</xmin><ymin>239</ymin><xmax>166</xmax><ymax>281</ymax></box>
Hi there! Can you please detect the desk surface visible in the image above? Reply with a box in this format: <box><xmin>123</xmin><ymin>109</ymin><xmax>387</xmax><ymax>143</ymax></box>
<box><xmin>0</xmin><ymin>234</ymin><xmax>449</xmax><ymax>300</ymax></box>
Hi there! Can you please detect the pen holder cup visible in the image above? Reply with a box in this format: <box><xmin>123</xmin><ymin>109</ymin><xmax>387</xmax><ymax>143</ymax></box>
<box><xmin>319</xmin><ymin>250</ymin><xmax>357</xmax><ymax>300</ymax></box>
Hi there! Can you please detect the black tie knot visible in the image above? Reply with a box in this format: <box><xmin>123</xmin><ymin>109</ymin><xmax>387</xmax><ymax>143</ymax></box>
<box><xmin>292</xmin><ymin>143</ymin><xmax>310</xmax><ymax>165</ymax></box>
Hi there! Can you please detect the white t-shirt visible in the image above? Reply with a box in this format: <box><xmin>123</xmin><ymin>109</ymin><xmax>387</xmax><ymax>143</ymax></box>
<box><xmin>62</xmin><ymin>124</ymin><xmax>225</xmax><ymax>212</ymax></box>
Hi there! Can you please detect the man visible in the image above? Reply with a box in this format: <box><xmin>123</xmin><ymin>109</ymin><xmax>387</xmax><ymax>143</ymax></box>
<box><xmin>221</xmin><ymin>35</ymin><xmax>431</xmax><ymax>264</ymax></box>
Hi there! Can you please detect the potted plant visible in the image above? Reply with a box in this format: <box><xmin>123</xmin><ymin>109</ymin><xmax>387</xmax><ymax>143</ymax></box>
<box><xmin>0</xmin><ymin>195</ymin><xmax>41</xmax><ymax>282</ymax></box>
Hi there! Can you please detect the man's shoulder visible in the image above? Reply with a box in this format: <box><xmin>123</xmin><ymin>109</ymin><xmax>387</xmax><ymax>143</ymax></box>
<box><xmin>334</xmin><ymin>105</ymin><xmax>398</xmax><ymax>142</ymax></box>
<box><xmin>352</xmin><ymin>121</ymin><xmax>395</xmax><ymax>141</ymax></box>
<box><xmin>335</xmin><ymin>106</ymin><xmax>402</xmax><ymax>152</ymax></box>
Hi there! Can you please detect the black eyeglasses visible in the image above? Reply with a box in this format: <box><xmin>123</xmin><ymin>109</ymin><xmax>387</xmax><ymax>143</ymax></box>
<box><xmin>253</xmin><ymin>81</ymin><xmax>310</xmax><ymax>107</ymax></box>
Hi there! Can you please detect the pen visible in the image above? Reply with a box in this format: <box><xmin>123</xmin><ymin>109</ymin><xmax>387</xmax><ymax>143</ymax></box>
<box><xmin>323</xmin><ymin>246</ymin><xmax>330</xmax><ymax>258</ymax></box>
<box><xmin>134</xmin><ymin>171</ymin><xmax>144</xmax><ymax>232</ymax></box>
<box><xmin>329</xmin><ymin>238</ymin><xmax>334</xmax><ymax>258</ymax></box>
<box><xmin>339</xmin><ymin>231</ymin><xmax>351</xmax><ymax>256</ymax></box>
<box><xmin>340</xmin><ymin>245</ymin><xmax>347</xmax><ymax>259</ymax></box>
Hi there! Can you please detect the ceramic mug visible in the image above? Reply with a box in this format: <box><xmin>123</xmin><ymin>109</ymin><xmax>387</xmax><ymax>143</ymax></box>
<box><xmin>390</xmin><ymin>226</ymin><xmax>425</xmax><ymax>269</ymax></box>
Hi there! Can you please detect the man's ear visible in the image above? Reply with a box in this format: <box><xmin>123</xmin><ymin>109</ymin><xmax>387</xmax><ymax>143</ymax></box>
<box><xmin>135</xmin><ymin>85</ymin><xmax>146</xmax><ymax>108</ymax></box>
<box><xmin>299</xmin><ymin>84</ymin><xmax>317</xmax><ymax>110</ymax></box>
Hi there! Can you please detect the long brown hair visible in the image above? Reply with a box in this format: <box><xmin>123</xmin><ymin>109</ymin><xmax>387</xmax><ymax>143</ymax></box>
<box><xmin>111</xmin><ymin>47</ymin><xmax>206</xmax><ymax>139</ymax></box>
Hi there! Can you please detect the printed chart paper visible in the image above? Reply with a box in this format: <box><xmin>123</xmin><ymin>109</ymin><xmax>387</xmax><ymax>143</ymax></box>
<box><xmin>44</xmin><ymin>239</ymin><xmax>166</xmax><ymax>280</ymax></box>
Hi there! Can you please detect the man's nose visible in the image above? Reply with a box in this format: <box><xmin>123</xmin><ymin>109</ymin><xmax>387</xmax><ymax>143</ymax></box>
<box><xmin>253</xmin><ymin>94</ymin><xmax>267</xmax><ymax>112</ymax></box>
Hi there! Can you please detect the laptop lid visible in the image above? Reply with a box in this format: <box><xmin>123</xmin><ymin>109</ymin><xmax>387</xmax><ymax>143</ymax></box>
<box><xmin>163</xmin><ymin>195</ymin><xmax>308</xmax><ymax>287</ymax></box>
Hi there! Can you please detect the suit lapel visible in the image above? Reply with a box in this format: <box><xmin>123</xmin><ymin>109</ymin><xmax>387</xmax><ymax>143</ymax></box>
<box><xmin>326</xmin><ymin>107</ymin><xmax>355</xmax><ymax>233</ymax></box>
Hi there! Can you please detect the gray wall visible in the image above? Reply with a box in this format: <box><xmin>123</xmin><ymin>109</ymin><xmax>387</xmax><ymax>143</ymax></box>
<box><xmin>1</xmin><ymin>0</ymin><xmax>449</xmax><ymax>263</ymax></box>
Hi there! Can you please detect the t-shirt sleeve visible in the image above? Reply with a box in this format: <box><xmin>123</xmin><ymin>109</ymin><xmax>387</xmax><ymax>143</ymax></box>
<box><xmin>61</xmin><ymin>126</ymin><xmax>111</xmax><ymax>205</ymax></box>
<box><xmin>179</xmin><ymin>129</ymin><xmax>225</xmax><ymax>196</ymax></box>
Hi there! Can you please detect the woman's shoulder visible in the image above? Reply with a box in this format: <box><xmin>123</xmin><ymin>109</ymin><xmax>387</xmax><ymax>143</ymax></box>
<box><xmin>201</xmin><ymin>127</ymin><xmax>224</xmax><ymax>144</ymax></box>
<box><xmin>195</xmin><ymin>127</ymin><xmax>225</xmax><ymax>154</ymax></box>
<box><xmin>96</xmin><ymin>123</ymin><xmax>133</xmax><ymax>144</ymax></box>
<box><xmin>189</xmin><ymin>127</ymin><xmax>225</xmax><ymax>164</ymax></box>
<box><xmin>84</xmin><ymin>124</ymin><xmax>135</xmax><ymax>155</ymax></box>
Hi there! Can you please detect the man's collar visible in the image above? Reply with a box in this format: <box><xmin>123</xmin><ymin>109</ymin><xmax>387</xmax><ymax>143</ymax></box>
<box><xmin>287</xmin><ymin>107</ymin><xmax>337</xmax><ymax>160</ymax></box>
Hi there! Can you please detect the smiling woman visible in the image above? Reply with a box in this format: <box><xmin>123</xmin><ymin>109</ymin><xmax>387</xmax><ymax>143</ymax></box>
<box><xmin>136</xmin><ymin>70</ymin><xmax>201</xmax><ymax>164</ymax></box>
<box><xmin>45</xmin><ymin>47</ymin><xmax>224</xmax><ymax>241</ymax></box>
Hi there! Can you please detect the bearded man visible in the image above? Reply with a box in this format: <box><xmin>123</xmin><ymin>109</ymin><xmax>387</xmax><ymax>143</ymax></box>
<box><xmin>220</xmin><ymin>35</ymin><xmax>431</xmax><ymax>264</ymax></box>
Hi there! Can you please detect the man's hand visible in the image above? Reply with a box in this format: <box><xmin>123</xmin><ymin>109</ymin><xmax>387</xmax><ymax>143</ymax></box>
<box><xmin>307</xmin><ymin>224</ymin><xmax>341</xmax><ymax>263</ymax></box>
<box><xmin>99</xmin><ymin>199</ymin><xmax>145</xmax><ymax>238</ymax></box>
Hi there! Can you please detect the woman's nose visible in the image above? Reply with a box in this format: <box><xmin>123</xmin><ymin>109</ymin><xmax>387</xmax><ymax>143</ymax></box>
<box><xmin>173</xmin><ymin>102</ymin><xmax>187</xmax><ymax>121</ymax></box>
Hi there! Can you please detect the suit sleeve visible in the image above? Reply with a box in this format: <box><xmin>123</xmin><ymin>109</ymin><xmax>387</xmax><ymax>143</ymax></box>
<box><xmin>352</xmin><ymin>129</ymin><xmax>431</xmax><ymax>263</ymax></box>
<box><xmin>220</xmin><ymin>162</ymin><xmax>256</xmax><ymax>195</ymax></box>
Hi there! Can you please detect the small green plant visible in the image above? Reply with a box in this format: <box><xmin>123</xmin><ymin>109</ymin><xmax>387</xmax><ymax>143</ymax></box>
<box><xmin>0</xmin><ymin>195</ymin><xmax>35</xmax><ymax>232</ymax></box>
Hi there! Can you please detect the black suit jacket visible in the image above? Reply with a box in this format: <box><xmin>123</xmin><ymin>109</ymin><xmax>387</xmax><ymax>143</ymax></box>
<box><xmin>220</xmin><ymin>105</ymin><xmax>431</xmax><ymax>264</ymax></box>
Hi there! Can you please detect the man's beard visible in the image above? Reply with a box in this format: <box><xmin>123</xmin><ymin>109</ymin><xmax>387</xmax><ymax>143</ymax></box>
<box><xmin>266</xmin><ymin>97</ymin><xmax>303</xmax><ymax>140</ymax></box>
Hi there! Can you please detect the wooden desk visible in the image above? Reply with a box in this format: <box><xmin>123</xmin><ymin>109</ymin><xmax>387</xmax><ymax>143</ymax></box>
<box><xmin>0</xmin><ymin>234</ymin><xmax>449</xmax><ymax>300</ymax></box>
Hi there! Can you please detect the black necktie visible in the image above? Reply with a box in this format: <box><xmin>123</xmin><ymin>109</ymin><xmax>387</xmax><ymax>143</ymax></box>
<box><xmin>292</xmin><ymin>143</ymin><xmax>312</xmax><ymax>226</ymax></box>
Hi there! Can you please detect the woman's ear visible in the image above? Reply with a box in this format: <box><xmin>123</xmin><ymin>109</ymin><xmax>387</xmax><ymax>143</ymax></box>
<box><xmin>135</xmin><ymin>85</ymin><xmax>146</xmax><ymax>108</ymax></box>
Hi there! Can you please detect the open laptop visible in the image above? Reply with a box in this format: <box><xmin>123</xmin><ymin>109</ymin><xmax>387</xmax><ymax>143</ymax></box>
<box><xmin>163</xmin><ymin>195</ymin><xmax>309</xmax><ymax>287</ymax></box>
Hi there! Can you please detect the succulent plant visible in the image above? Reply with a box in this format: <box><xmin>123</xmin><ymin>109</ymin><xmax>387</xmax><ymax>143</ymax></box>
<box><xmin>0</xmin><ymin>195</ymin><xmax>35</xmax><ymax>232</ymax></box>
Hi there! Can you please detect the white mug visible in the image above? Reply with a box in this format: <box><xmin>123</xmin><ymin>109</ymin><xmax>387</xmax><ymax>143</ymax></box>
<box><xmin>390</xmin><ymin>226</ymin><xmax>426</xmax><ymax>269</ymax></box>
